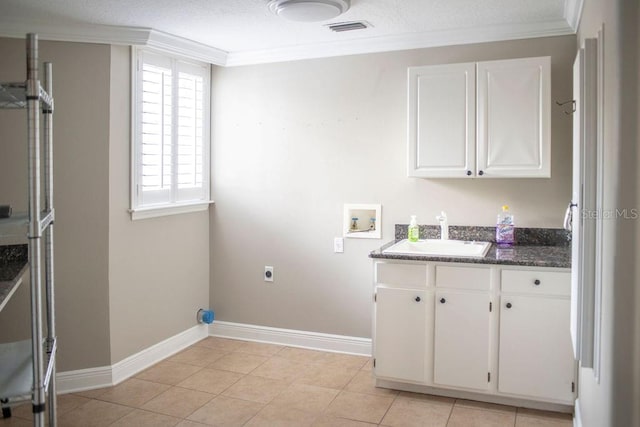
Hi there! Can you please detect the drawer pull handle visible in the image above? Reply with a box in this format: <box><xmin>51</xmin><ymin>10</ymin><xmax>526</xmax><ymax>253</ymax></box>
<box><xmin>534</xmin><ymin>279</ymin><xmax>541</xmax><ymax>285</ymax></box>
<box><xmin>506</xmin><ymin>302</ymin><xmax>513</xmax><ymax>309</ymax></box>
<box><xmin>440</xmin><ymin>298</ymin><xmax>446</xmax><ymax>304</ymax></box>
<box><xmin>415</xmin><ymin>296</ymin><xmax>421</xmax><ymax>302</ymax></box>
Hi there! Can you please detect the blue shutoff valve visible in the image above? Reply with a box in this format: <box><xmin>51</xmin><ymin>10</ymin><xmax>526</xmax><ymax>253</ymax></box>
<box><xmin>197</xmin><ymin>309</ymin><xmax>215</xmax><ymax>324</ymax></box>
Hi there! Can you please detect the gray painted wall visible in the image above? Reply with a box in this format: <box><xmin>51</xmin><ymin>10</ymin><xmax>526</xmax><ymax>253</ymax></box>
<box><xmin>0</xmin><ymin>39</ymin><xmax>211</xmax><ymax>372</ymax></box>
<box><xmin>576</xmin><ymin>0</ymin><xmax>640</xmax><ymax>426</ymax></box>
<box><xmin>209</xmin><ymin>35</ymin><xmax>576</xmax><ymax>339</ymax></box>
<box><xmin>4</xmin><ymin>22</ymin><xmax>634</xmax><ymax>425</ymax></box>
<box><xmin>107</xmin><ymin>46</ymin><xmax>210</xmax><ymax>364</ymax></box>
<box><xmin>0</xmin><ymin>39</ymin><xmax>112</xmax><ymax>371</ymax></box>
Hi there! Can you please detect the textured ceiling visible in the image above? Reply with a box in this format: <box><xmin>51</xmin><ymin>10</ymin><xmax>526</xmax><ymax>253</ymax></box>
<box><xmin>0</xmin><ymin>0</ymin><xmax>574</xmax><ymax>62</ymax></box>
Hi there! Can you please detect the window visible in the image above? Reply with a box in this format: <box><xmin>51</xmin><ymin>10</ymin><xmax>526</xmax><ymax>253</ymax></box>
<box><xmin>131</xmin><ymin>48</ymin><xmax>211</xmax><ymax>219</ymax></box>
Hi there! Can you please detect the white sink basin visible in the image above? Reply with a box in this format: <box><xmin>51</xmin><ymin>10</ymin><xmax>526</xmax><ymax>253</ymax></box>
<box><xmin>382</xmin><ymin>239</ymin><xmax>492</xmax><ymax>258</ymax></box>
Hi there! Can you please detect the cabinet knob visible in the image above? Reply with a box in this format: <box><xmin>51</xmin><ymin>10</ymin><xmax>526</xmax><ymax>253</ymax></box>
<box><xmin>466</xmin><ymin>170</ymin><xmax>472</xmax><ymax>176</ymax></box>
<box><xmin>478</xmin><ymin>170</ymin><xmax>484</xmax><ymax>176</ymax></box>
<box><xmin>534</xmin><ymin>279</ymin><xmax>541</xmax><ymax>285</ymax></box>
<box><xmin>415</xmin><ymin>296</ymin><xmax>421</xmax><ymax>302</ymax></box>
<box><xmin>440</xmin><ymin>298</ymin><xmax>446</xmax><ymax>304</ymax></box>
<box><xmin>506</xmin><ymin>302</ymin><xmax>512</xmax><ymax>309</ymax></box>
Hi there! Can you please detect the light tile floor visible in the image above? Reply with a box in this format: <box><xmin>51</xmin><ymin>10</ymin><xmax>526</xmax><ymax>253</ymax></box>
<box><xmin>1</xmin><ymin>337</ymin><xmax>574</xmax><ymax>426</ymax></box>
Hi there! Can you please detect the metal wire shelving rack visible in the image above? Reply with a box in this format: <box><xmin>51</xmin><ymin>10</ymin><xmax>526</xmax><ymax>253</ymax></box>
<box><xmin>0</xmin><ymin>33</ymin><xmax>58</xmax><ymax>427</ymax></box>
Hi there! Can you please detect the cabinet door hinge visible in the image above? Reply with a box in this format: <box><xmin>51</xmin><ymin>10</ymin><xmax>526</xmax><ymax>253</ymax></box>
<box><xmin>488</xmin><ymin>372</ymin><xmax>491</xmax><ymax>382</ymax></box>
<box><xmin>572</xmin><ymin>382</ymin><xmax>575</xmax><ymax>393</ymax></box>
<box><xmin>489</xmin><ymin>302</ymin><xmax>492</xmax><ymax>312</ymax></box>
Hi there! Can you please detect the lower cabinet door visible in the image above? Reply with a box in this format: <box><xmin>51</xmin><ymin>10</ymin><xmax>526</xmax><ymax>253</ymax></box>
<box><xmin>434</xmin><ymin>290</ymin><xmax>491</xmax><ymax>390</ymax></box>
<box><xmin>498</xmin><ymin>295</ymin><xmax>575</xmax><ymax>402</ymax></box>
<box><xmin>374</xmin><ymin>287</ymin><xmax>429</xmax><ymax>382</ymax></box>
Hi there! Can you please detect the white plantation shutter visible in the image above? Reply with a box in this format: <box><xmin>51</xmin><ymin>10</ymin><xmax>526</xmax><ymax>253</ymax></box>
<box><xmin>140</xmin><ymin>55</ymin><xmax>172</xmax><ymax>205</ymax></box>
<box><xmin>176</xmin><ymin>64</ymin><xmax>205</xmax><ymax>201</ymax></box>
<box><xmin>133</xmin><ymin>49</ymin><xmax>210</xmax><ymax>214</ymax></box>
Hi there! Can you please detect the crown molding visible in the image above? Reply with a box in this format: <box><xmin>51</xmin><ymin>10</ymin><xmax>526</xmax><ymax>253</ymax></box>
<box><xmin>564</xmin><ymin>0</ymin><xmax>584</xmax><ymax>32</ymax></box>
<box><xmin>145</xmin><ymin>30</ymin><xmax>227</xmax><ymax>65</ymax></box>
<box><xmin>225</xmin><ymin>19</ymin><xmax>575</xmax><ymax>66</ymax></box>
<box><xmin>0</xmin><ymin>16</ymin><xmax>575</xmax><ymax>67</ymax></box>
<box><xmin>0</xmin><ymin>20</ymin><xmax>228</xmax><ymax>65</ymax></box>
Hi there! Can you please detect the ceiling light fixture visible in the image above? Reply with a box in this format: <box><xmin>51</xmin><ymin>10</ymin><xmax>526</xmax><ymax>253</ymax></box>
<box><xmin>268</xmin><ymin>0</ymin><xmax>350</xmax><ymax>22</ymax></box>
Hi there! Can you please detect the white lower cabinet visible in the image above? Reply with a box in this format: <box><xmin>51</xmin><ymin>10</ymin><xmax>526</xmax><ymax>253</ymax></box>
<box><xmin>434</xmin><ymin>290</ymin><xmax>490</xmax><ymax>390</ymax></box>
<box><xmin>373</xmin><ymin>260</ymin><xmax>576</xmax><ymax>406</ymax></box>
<box><xmin>498</xmin><ymin>270</ymin><xmax>575</xmax><ymax>402</ymax></box>
<box><xmin>374</xmin><ymin>262</ymin><xmax>431</xmax><ymax>383</ymax></box>
<box><xmin>375</xmin><ymin>286</ymin><xmax>430</xmax><ymax>382</ymax></box>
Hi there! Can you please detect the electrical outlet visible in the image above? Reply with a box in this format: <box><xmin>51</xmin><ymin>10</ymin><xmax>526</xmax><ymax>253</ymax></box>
<box><xmin>264</xmin><ymin>266</ymin><xmax>274</xmax><ymax>282</ymax></box>
<box><xmin>334</xmin><ymin>237</ymin><xmax>344</xmax><ymax>253</ymax></box>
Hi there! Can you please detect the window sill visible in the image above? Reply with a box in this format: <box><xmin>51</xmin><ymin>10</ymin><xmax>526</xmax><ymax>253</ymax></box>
<box><xmin>130</xmin><ymin>201</ymin><xmax>214</xmax><ymax>220</ymax></box>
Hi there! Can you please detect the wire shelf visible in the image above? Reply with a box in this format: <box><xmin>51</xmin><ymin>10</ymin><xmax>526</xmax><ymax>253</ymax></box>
<box><xmin>0</xmin><ymin>82</ymin><xmax>54</xmax><ymax>110</ymax></box>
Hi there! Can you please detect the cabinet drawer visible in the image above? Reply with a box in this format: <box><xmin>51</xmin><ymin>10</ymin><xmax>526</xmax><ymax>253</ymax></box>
<box><xmin>435</xmin><ymin>265</ymin><xmax>490</xmax><ymax>291</ymax></box>
<box><xmin>501</xmin><ymin>269</ymin><xmax>570</xmax><ymax>296</ymax></box>
<box><xmin>376</xmin><ymin>262</ymin><xmax>427</xmax><ymax>289</ymax></box>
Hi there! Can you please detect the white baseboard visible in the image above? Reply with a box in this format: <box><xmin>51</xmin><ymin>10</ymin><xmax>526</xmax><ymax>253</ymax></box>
<box><xmin>111</xmin><ymin>324</ymin><xmax>208</xmax><ymax>385</ymax></box>
<box><xmin>56</xmin><ymin>324</ymin><xmax>208</xmax><ymax>394</ymax></box>
<box><xmin>56</xmin><ymin>365</ymin><xmax>112</xmax><ymax>394</ymax></box>
<box><xmin>56</xmin><ymin>321</ymin><xmax>370</xmax><ymax>394</ymax></box>
<box><xmin>574</xmin><ymin>398</ymin><xmax>582</xmax><ymax>427</ymax></box>
<box><xmin>208</xmin><ymin>321</ymin><xmax>372</xmax><ymax>356</ymax></box>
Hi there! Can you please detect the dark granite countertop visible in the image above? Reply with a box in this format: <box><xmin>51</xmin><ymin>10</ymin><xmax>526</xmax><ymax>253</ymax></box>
<box><xmin>0</xmin><ymin>245</ymin><xmax>29</xmax><ymax>312</ymax></box>
<box><xmin>369</xmin><ymin>225</ymin><xmax>571</xmax><ymax>269</ymax></box>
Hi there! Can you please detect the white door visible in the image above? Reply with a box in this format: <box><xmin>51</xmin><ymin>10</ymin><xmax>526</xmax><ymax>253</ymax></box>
<box><xmin>570</xmin><ymin>47</ymin><xmax>583</xmax><ymax>359</ymax></box>
<box><xmin>498</xmin><ymin>295</ymin><xmax>575</xmax><ymax>402</ymax></box>
<box><xmin>374</xmin><ymin>287</ymin><xmax>429</xmax><ymax>382</ymax></box>
<box><xmin>476</xmin><ymin>57</ymin><xmax>550</xmax><ymax>177</ymax></box>
<box><xmin>571</xmin><ymin>38</ymin><xmax>598</xmax><ymax>369</ymax></box>
<box><xmin>433</xmin><ymin>290</ymin><xmax>491</xmax><ymax>390</ymax></box>
<box><xmin>407</xmin><ymin>63</ymin><xmax>476</xmax><ymax>178</ymax></box>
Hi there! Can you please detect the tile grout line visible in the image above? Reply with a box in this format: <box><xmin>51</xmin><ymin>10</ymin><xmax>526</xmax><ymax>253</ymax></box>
<box><xmin>444</xmin><ymin>398</ymin><xmax>457</xmax><ymax>426</ymax></box>
<box><xmin>37</xmin><ymin>338</ymin><xmax>572</xmax><ymax>427</ymax></box>
<box><xmin>376</xmin><ymin>389</ymin><xmax>400</xmax><ymax>426</ymax></box>
<box><xmin>236</xmin><ymin>344</ymin><xmax>309</xmax><ymax>427</ymax></box>
<box><xmin>179</xmin><ymin>388</ymin><xmax>217</xmax><ymax>424</ymax></box>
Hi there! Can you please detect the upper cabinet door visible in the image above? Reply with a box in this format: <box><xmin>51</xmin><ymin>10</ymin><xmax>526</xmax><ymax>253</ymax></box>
<box><xmin>407</xmin><ymin>63</ymin><xmax>476</xmax><ymax>178</ymax></box>
<box><xmin>476</xmin><ymin>57</ymin><xmax>551</xmax><ymax>177</ymax></box>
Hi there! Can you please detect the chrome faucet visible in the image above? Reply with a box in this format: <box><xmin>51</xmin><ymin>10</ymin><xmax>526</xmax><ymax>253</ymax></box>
<box><xmin>436</xmin><ymin>211</ymin><xmax>449</xmax><ymax>240</ymax></box>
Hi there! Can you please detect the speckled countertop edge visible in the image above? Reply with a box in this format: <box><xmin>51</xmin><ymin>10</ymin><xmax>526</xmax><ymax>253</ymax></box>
<box><xmin>370</xmin><ymin>226</ymin><xmax>571</xmax><ymax>269</ymax></box>
<box><xmin>0</xmin><ymin>245</ymin><xmax>29</xmax><ymax>311</ymax></box>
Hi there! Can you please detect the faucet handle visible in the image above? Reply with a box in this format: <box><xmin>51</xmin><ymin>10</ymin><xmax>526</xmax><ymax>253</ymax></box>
<box><xmin>437</xmin><ymin>211</ymin><xmax>449</xmax><ymax>240</ymax></box>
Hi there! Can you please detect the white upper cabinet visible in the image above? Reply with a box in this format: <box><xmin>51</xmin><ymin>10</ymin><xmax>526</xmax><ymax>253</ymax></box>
<box><xmin>408</xmin><ymin>56</ymin><xmax>551</xmax><ymax>178</ymax></box>
<box><xmin>408</xmin><ymin>63</ymin><xmax>476</xmax><ymax>178</ymax></box>
<box><xmin>477</xmin><ymin>57</ymin><xmax>551</xmax><ymax>177</ymax></box>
